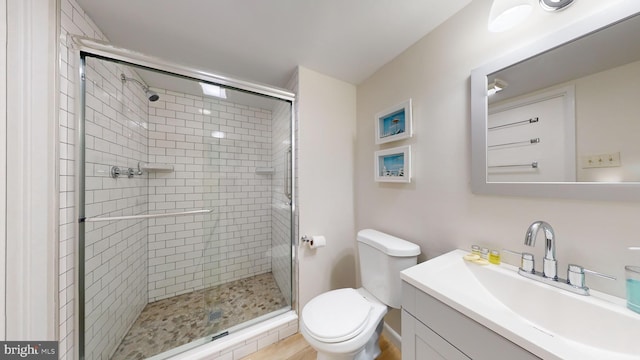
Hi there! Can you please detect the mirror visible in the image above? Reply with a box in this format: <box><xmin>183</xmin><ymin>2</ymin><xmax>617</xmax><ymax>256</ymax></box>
<box><xmin>471</xmin><ymin>3</ymin><xmax>640</xmax><ymax>201</ymax></box>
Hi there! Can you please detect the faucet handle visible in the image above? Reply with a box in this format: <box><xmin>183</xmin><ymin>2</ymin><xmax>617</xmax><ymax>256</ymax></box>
<box><xmin>567</xmin><ymin>264</ymin><xmax>616</xmax><ymax>289</ymax></box>
<box><xmin>521</xmin><ymin>253</ymin><xmax>535</xmax><ymax>273</ymax></box>
<box><xmin>502</xmin><ymin>249</ymin><xmax>535</xmax><ymax>273</ymax></box>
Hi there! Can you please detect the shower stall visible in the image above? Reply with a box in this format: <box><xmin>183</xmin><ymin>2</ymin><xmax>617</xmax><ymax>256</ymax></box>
<box><xmin>75</xmin><ymin>39</ymin><xmax>295</xmax><ymax>360</ymax></box>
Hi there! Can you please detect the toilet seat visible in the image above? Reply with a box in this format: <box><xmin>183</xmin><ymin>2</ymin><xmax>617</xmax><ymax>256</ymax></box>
<box><xmin>302</xmin><ymin>288</ymin><xmax>372</xmax><ymax>343</ymax></box>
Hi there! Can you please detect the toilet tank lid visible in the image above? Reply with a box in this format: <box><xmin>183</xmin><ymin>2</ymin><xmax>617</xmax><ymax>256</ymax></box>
<box><xmin>357</xmin><ymin>229</ymin><xmax>420</xmax><ymax>257</ymax></box>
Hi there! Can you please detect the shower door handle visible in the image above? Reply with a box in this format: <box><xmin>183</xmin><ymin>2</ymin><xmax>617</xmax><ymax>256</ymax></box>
<box><xmin>284</xmin><ymin>146</ymin><xmax>292</xmax><ymax>201</ymax></box>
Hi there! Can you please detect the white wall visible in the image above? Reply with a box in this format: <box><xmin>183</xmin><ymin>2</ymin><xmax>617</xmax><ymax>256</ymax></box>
<box><xmin>6</xmin><ymin>0</ymin><xmax>58</xmax><ymax>342</ymax></box>
<box><xmin>575</xmin><ymin>60</ymin><xmax>640</xmax><ymax>181</ymax></box>
<box><xmin>297</xmin><ymin>67</ymin><xmax>357</xmax><ymax>309</ymax></box>
<box><xmin>356</xmin><ymin>0</ymin><xmax>639</xmax><ymax>334</ymax></box>
<box><xmin>0</xmin><ymin>0</ymin><xmax>7</xmax><ymax>341</ymax></box>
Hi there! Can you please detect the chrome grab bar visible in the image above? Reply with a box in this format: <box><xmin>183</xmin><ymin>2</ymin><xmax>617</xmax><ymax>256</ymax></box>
<box><xmin>284</xmin><ymin>146</ymin><xmax>292</xmax><ymax>200</ymax></box>
<box><xmin>81</xmin><ymin>209</ymin><xmax>213</xmax><ymax>223</ymax></box>
<box><xmin>488</xmin><ymin>161</ymin><xmax>538</xmax><ymax>169</ymax></box>
<box><xmin>488</xmin><ymin>117</ymin><xmax>539</xmax><ymax>130</ymax></box>
<box><xmin>488</xmin><ymin>138</ymin><xmax>540</xmax><ymax>148</ymax></box>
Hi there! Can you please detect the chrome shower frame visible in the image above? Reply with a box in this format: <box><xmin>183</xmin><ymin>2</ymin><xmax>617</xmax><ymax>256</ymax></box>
<box><xmin>69</xmin><ymin>35</ymin><xmax>298</xmax><ymax>360</ymax></box>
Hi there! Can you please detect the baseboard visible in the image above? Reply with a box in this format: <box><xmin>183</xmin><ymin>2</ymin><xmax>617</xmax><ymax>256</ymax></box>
<box><xmin>382</xmin><ymin>321</ymin><xmax>401</xmax><ymax>350</ymax></box>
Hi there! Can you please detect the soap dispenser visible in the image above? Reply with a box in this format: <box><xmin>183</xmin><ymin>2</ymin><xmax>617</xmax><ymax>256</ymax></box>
<box><xmin>626</xmin><ymin>247</ymin><xmax>640</xmax><ymax>314</ymax></box>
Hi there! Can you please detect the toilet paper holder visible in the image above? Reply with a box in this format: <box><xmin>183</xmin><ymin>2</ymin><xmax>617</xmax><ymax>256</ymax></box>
<box><xmin>301</xmin><ymin>235</ymin><xmax>326</xmax><ymax>248</ymax></box>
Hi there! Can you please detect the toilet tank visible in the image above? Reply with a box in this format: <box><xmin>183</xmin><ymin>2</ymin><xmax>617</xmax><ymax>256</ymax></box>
<box><xmin>357</xmin><ymin>229</ymin><xmax>420</xmax><ymax>308</ymax></box>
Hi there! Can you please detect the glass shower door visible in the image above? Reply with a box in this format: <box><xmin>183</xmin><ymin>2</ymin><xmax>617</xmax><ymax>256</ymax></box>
<box><xmin>80</xmin><ymin>55</ymin><xmax>152</xmax><ymax>360</ymax></box>
<box><xmin>79</xmin><ymin>52</ymin><xmax>293</xmax><ymax>360</ymax></box>
<box><xmin>200</xmin><ymin>87</ymin><xmax>294</xmax><ymax>338</ymax></box>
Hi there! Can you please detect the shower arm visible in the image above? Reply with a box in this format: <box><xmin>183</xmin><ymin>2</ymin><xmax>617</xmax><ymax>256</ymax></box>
<box><xmin>121</xmin><ymin>73</ymin><xmax>150</xmax><ymax>91</ymax></box>
<box><xmin>121</xmin><ymin>73</ymin><xmax>160</xmax><ymax>101</ymax></box>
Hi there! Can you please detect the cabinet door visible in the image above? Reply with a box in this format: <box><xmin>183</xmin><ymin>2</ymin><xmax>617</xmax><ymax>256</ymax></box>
<box><xmin>402</xmin><ymin>310</ymin><xmax>470</xmax><ymax>360</ymax></box>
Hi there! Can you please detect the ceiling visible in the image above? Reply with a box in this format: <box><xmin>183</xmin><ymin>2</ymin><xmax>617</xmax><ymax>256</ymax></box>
<box><xmin>75</xmin><ymin>0</ymin><xmax>472</xmax><ymax>90</ymax></box>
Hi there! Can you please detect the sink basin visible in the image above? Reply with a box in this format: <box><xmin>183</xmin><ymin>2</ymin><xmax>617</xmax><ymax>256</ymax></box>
<box><xmin>400</xmin><ymin>249</ymin><xmax>640</xmax><ymax>360</ymax></box>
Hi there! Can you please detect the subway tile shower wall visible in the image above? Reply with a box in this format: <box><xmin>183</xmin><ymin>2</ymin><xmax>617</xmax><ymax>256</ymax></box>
<box><xmin>146</xmin><ymin>89</ymin><xmax>274</xmax><ymax>302</ymax></box>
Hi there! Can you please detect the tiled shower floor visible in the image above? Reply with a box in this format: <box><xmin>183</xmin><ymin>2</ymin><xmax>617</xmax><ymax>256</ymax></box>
<box><xmin>110</xmin><ymin>272</ymin><xmax>288</xmax><ymax>360</ymax></box>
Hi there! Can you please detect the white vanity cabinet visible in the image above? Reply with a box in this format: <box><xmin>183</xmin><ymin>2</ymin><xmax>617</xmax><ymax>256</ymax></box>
<box><xmin>401</xmin><ymin>281</ymin><xmax>540</xmax><ymax>360</ymax></box>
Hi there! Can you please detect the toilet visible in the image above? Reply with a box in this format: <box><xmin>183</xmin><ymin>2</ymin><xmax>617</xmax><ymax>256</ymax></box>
<box><xmin>300</xmin><ymin>229</ymin><xmax>420</xmax><ymax>360</ymax></box>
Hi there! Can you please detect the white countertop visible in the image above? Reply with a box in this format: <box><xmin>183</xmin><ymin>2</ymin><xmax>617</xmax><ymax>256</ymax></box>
<box><xmin>401</xmin><ymin>249</ymin><xmax>640</xmax><ymax>360</ymax></box>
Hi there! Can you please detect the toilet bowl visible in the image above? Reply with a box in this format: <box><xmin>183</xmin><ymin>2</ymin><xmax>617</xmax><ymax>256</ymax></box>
<box><xmin>300</xmin><ymin>288</ymin><xmax>387</xmax><ymax>360</ymax></box>
<box><xmin>300</xmin><ymin>229</ymin><xmax>420</xmax><ymax>360</ymax></box>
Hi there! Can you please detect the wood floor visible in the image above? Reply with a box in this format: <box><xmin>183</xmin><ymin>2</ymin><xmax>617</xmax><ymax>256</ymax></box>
<box><xmin>241</xmin><ymin>333</ymin><xmax>401</xmax><ymax>360</ymax></box>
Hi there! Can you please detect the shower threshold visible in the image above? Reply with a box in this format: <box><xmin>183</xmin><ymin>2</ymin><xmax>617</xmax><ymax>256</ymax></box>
<box><xmin>110</xmin><ymin>272</ymin><xmax>289</xmax><ymax>360</ymax></box>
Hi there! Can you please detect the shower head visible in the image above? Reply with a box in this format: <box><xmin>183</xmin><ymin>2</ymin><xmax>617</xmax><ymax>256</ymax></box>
<box><xmin>120</xmin><ymin>73</ymin><xmax>160</xmax><ymax>102</ymax></box>
<box><xmin>145</xmin><ymin>89</ymin><xmax>160</xmax><ymax>102</ymax></box>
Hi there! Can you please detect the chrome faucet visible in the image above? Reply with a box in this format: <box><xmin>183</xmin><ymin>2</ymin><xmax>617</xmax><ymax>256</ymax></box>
<box><xmin>524</xmin><ymin>220</ymin><xmax>557</xmax><ymax>280</ymax></box>
<box><xmin>515</xmin><ymin>220</ymin><xmax>615</xmax><ymax>296</ymax></box>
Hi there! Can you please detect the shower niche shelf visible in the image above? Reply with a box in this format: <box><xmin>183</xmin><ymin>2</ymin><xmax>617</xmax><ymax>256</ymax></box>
<box><xmin>139</xmin><ymin>162</ymin><xmax>174</xmax><ymax>172</ymax></box>
<box><xmin>255</xmin><ymin>167</ymin><xmax>275</xmax><ymax>175</ymax></box>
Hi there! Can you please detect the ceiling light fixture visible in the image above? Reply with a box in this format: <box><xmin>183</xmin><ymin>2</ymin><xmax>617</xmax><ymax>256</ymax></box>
<box><xmin>488</xmin><ymin>0</ymin><xmax>533</xmax><ymax>33</ymax></box>
<box><xmin>488</xmin><ymin>78</ymin><xmax>508</xmax><ymax>96</ymax></box>
<box><xmin>488</xmin><ymin>0</ymin><xmax>576</xmax><ymax>32</ymax></box>
<box><xmin>200</xmin><ymin>82</ymin><xmax>227</xmax><ymax>99</ymax></box>
<box><xmin>539</xmin><ymin>0</ymin><xmax>575</xmax><ymax>12</ymax></box>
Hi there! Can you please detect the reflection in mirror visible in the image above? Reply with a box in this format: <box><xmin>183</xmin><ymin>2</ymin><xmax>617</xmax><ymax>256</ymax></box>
<box><xmin>488</xmin><ymin>85</ymin><xmax>576</xmax><ymax>182</ymax></box>
<box><xmin>487</xmin><ymin>12</ymin><xmax>640</xmax><ymax>183</ymax></box>
<box><xmin>471</xmin><ymin>3</ymin><xmax>640</xmax><ymax>201</ymax></box>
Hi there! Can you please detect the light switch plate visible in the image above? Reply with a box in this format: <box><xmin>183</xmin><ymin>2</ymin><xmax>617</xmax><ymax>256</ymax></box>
<box><xmin>581</xmin><ymin>152</ymin><xmax>621</xmax><ymax>168</ymax></box>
